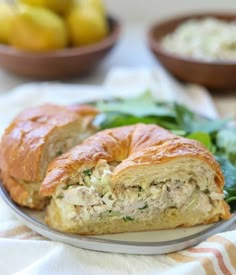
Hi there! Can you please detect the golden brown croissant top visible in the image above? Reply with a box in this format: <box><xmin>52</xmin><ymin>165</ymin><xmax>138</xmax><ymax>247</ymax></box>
<box><xmin>40</xmin><ymin>124</ymin><xmax>224</xmax><ymax>196</ymax></box>
<box><xmin>0</xmin><ymin>103</ymin><xmax>98</xmax><ymax>209</ymax></box>
<box><xmin>1</xmin><ymin>104</ymin><xmax>98</xmax><ymax>182</ymax></box>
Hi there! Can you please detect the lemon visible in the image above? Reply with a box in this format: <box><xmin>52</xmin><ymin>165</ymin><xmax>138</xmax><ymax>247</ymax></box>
<box><xmin>80</xmin><ymin>0</ymin><xmax>105</xmax><ymax>15</ymax></box>
<box><xmin>10</xmin><ymin>4</ymin><xmax>68</xmax><ymax>51</ymax></box>
<box><xmin>17</xmin><ymin>0</ymin><xmax>74</xmax><ymax>15</ymax></box>
<box><xmin>67</xmin><ymin>5</ymin><xmax>108</xmax><ymax>46</ymax></box>
<box><xmin>0</xmin><ymin>2</ymin><xmax>15</xmax><ymax>44</ymax></box>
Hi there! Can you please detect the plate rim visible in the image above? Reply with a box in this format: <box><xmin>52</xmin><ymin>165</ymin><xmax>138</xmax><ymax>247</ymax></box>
<box><xmin>1</xmin><ymin>183</ymin><xmax>236</xmax><ymax>254</ymax></box>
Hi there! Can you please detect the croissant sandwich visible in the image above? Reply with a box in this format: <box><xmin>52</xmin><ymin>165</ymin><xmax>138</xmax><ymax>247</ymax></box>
<box><xmin>0</xmin><ymin>104</ymin><xmax>98</xmax><ymax>209</ymax></box>
<box><xmin>40</xmin><ymin>124</ymin><xmax>230</xmax><ymax>235</ymax></box>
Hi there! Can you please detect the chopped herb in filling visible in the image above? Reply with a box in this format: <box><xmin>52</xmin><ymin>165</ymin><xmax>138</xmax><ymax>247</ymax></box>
<box><xmin>139</xmin><ymin>203</ymin><xmax>148</xmax><ymax>210</ymax></box>
<box><xmin>123</xmin><ymin>216</ymin><xmax>134</xmax><ymax>222</ymax></box>
<box><xmin>62</xmin><ymin>184</ymin><xmax>74</xmax><ymax>190</ymax></box>
<box><xmin>83</xmin><ymin>169</ymin><xmax>92</xmax><ymax>177</ymax></box>
<box><xmin>56</xmin><ymin>194</ymin><xmax>64</xmax><ymax>199</ymax></box>
<box><xmin>56</xmin><ymin>150</ymin><xmax>63</xmax><ymax>157</ymax></box>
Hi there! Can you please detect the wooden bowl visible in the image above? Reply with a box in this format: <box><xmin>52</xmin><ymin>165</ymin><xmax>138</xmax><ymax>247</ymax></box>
<box><xmin>0</xmin><ymin>17</ymin><xmax>120</xmax><ymax>80</ymax></box>
<box><xmin>148</xmin><ymin>13</ymin><xmax>236</xmax><ymax>89</ymax></box>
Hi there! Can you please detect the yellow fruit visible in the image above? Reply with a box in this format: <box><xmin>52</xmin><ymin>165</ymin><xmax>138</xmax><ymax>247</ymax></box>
<box><xmin>18</xmin><ymin>0</ymin><xmax>45</xmax><ymax>6</ymax></box>
<box><xmin>17</xmin><ymin>0</ymin><xmax>74</xmax><ymax>15</ymax></box>
<box><xmin>0</xmin><ymin>2</ymin><xmax>15</xmax><ymax>44</ymax></box>
<box><xmin>80</xmin><ymin>0</ymin><xmax>105</xmax><ymax>15</ymax></box>
<box><xmin>67</xmin><ymin>5</ymin><xmax>108</xmax><ymax>46</ymax></box>
<box><xmin>10</xmin><ymin>4</ymin><xmax>68</xmax><ymax>51</ymax></box>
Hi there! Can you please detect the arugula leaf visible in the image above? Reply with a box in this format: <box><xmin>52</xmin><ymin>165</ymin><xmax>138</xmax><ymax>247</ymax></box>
<box><xmin>96</xmin><ymin>92</ymin><xmax>230</xmax><ymax>136</ymax></box>
<box><xmin>173</xmin><ymin>103</ymin><xmax>229</xmax><ymax>133</ymax></box>
<box><xmin>187</xmin><ymin>132</ymin><xmax>215</xmax><ymax>152</ymax></box>
<box><xmin>99</xmin><ymin>112</ymin><xmax>158</xmax><ymax>129</ymax></box>
<box><xmin>216</xmin><ymin>128</ymin><xmax>236</xmax><ymax>165</ymax></box>
<box><xmin>171</xmin><ymin>130</ymin><xmax>187</xmax><ymax>136</ymax></box>
<box><xmin>97</xmin><ymin>93</ymin><xmax>229</xmax><ymax>135</ymax></box>
<box><xmin>99</xmin><ymin>112</ymin><xmax>179</xmax><ymax>130</ymax></box>
<box><xmin>191</xmin><ymin>118</ymin><xmax>230</xmax><ymax>134</ymax></box>
<box><xmin>97</xmin><ymin>91</ymin><xmax>175</xmax><ymax>117</ymax></box>
<box><xmin>173</xmin><ymin>103</ymin><xmax>195</xmax><ymax>131</ymax></box>
<box><xmin>215</xmin><ymin>156</ymin><xmax>236</xmax><ymax>203</ymax></box>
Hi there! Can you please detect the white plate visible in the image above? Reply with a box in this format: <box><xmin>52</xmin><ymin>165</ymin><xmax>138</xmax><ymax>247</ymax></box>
<box><xmin>1</xmin><ymin>184</ymin><xmax>235</xmax><ymax>255</ymax></box>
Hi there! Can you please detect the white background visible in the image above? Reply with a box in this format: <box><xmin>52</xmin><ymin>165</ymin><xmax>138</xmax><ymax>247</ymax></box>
<box><xmin>105</xmin><ymin>0</ymin><xmax>236</xmax><ymax>24</ymax></box>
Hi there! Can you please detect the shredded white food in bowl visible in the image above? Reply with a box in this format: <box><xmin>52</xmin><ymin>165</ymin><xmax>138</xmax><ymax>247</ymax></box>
<box><xmin>161</xmin><ymin>17</ymin><xmax>236</xmax><ymax>62</ymax></box>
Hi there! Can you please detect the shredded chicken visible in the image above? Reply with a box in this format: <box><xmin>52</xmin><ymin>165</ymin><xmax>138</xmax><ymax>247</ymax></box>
<box><xmin>54</xmin><ymin>160</ymin><xmax>221</xmax><ymax>222</ymax></box>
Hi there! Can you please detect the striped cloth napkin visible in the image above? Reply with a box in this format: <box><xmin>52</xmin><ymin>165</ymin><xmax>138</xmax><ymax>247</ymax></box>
<box><xmin>0</xmin><ymin>68</ymin><xmax>236</xmax><ymax>275</ymax></box>
<box><xmin>1</xmin><ymin>196</ymin><xmax>236</xmax><ymax>275</ymax></box>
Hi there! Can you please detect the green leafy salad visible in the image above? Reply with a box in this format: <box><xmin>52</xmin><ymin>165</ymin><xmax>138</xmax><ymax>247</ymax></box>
<box><xmin>92</xmin><ymin>91</ymin><xmax>236</xmax><ymax>205</ymax></box>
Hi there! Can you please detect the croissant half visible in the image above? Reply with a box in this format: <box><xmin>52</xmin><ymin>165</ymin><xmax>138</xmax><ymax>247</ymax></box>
<box><xmin>40</xmin><ymin>124</ymin><xmax>230</xmax><ymax>235</ymax></box>
<box><xmin>0</xmin><ymin>104</ymin><xmax>98</xmax><ymax>209</ymax></box>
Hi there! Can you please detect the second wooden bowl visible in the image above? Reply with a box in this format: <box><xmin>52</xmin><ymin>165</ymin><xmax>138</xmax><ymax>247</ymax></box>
<box><xmin>148</xmin><ymin>13</ymin><xmax>236</xmax><ymax>90</ymax></box>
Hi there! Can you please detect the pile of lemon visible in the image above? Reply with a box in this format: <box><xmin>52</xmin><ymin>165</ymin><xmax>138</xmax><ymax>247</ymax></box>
<box><xmin>0</xmin><ymin>0</ymin><xmax>109</xmax><ymax>51</ymax></box>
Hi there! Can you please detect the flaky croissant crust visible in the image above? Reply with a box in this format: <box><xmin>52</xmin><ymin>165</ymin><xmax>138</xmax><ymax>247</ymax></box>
<box><xmin>40</xmin><ymin>124</ymin><xmax>225</xmax><ymax>197</ymax></box>
<box><xmin>0</xmin><ymin>104</ymin><xmax>98</xmax><ymax>208</ymax></box>
<box><xmin>1</xmin><ymin>104</ymin><xmax>98</xmax><ymax>182</ymax></box>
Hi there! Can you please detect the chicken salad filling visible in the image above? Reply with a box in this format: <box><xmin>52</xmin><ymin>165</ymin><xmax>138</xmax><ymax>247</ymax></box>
<box><xmin>54</xmin><ymin>160</ymin><xmax>222</xmax><ymax>222</ymax></box>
